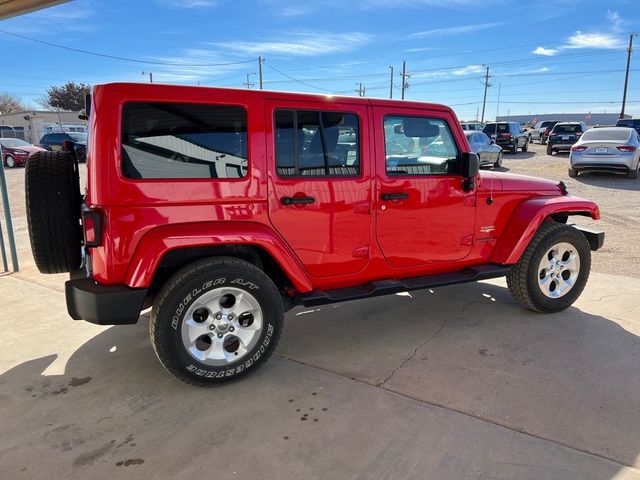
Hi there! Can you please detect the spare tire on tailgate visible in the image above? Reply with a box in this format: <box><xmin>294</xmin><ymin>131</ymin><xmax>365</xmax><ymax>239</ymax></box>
<box><xmin>26</xmin><ymin>151</ymin><xmax>82</xmax><ymax>273</ymax></box>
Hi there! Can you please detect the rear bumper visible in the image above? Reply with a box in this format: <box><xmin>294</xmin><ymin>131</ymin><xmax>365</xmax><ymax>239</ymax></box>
<box><xmin>66</xmin><ymin>277</ymin><xmax>147</xmax><ymax>325</ymax></box>
<box><xmin>550</xmin><ymin>143</ymin><xmax>575</xmax><ymax>151</ymax></box>
<box><xmin>571</xmin><ymin>161</ymin><xmax>634</xmax><ymax>174</ymax></box>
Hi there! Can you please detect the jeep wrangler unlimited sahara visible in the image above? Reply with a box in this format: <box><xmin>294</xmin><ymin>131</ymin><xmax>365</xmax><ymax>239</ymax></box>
<box><xmin>25</xmin><ymin>83</ymin><xmax>604</xmax><ymax>386</ymax></box>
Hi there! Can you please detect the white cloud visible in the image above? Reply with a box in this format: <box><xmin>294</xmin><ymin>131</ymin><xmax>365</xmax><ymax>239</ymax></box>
<box><xmin>532</xmin><ymin>46</ymin><xmax>559</xmax><ymax>56</ymax></box>
<box><xmin>564</xmin><ymin>31</ymin><xmax>624</xmax><ymax>49</ymax></box>
<box><xmin>210</xmin><ymin>32</ymin><xmax>373</xmax><ymax>57</ymax></box>
<box><xmin>412</xmin><ymin>64</ymin><xmax>485</xmax><ymax>80</ymax></box>
<box><xmin>606</xmin><ymin>10</ymin><xmax>623</xmax><ymax>32</ymax></box>
<box><xmin>452</xmin><ymin>65</ymin><xmax>485</xmax><ymax>76</ymax></box>
<box><xmin>412</xmin><ymin>22</ymin><xmax>502</xmax><ymax>38</ymax></box>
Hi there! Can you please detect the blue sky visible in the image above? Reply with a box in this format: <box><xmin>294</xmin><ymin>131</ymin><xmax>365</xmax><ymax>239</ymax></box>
<box><xmin>1</xmin><ymin>0</ymin><xmax>639</xmax><ymax>120</ymax></box>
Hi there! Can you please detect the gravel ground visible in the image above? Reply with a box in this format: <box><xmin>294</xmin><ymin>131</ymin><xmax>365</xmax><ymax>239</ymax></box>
<box><xmin>0</xmin><ymin>142</ymin><xmax>638</xmax><ymax>284</ymax></box>
<box><xmin>498</xmin><ymin>142</ymin><xmax>640</xmax><ymax>278</ymax></box>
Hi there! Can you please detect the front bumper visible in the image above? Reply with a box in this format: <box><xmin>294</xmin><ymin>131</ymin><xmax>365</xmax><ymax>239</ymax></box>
<box><xmin>66</xmin><ymin>277</ymin><xmax>147</xmax><ymax>325</ymax></box>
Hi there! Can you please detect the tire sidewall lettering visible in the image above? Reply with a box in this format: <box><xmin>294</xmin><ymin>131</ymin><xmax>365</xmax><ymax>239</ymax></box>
<box><xmin>170</xmin><ymin>275</ymin><xmax>274</xmax><ymax>378</ymax></box>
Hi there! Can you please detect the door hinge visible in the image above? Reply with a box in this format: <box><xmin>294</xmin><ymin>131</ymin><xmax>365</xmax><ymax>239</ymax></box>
<box><xmin>353</xmin><ymin>246</ymin><xmax>369</xmax><ymax>258</ymax></box>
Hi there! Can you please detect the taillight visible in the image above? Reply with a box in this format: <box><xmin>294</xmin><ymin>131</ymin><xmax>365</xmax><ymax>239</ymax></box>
<box><xmin>571</xmin><ymin>145</ymin><xmax>587</xmax><ymax>152</ymax></box>
<box><xmin>82</xmin><ymin>210</ymin><xmax>102</xmax><ymax>248</ymax></box>
<box><xmin>617</xmin><ymin>145</ymin><xmax>637</xmax><ymax>152</ymax></box>
<box><xmin>500</xmin><ymin>133</ymin><xmax>512</xmax><ymax>138</ymax></box>
<box><xmin>576</xmin><ymin>132</ymin><xmax>582</xmax><ymax>137</ymax></box>
<box><xmin>544</xmin><ymin>127</ymin><xmax>551</xmax><ymax>134</ymax></box>
<box><xmin>63</xmin><ymin>140</ymin><xmax>74</xmax><ymax>151</ymax></box>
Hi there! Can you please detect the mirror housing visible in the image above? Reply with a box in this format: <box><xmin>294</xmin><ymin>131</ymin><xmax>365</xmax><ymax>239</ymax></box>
<box><xmin>461</xmin><ymin>152</ymin><xmax>480</xmax><ymax>192</ymax></box>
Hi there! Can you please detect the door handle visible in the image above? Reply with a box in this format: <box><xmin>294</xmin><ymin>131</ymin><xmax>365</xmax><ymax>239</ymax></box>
<box><xmin>281</xmin><ymin>196</ymin><xmax>315</xmax><ymax>206</ymax></box>
<box><xmin>381</xmin><ymin>192</ymin><xmax>409</xmax><ymax>201</ymax></box>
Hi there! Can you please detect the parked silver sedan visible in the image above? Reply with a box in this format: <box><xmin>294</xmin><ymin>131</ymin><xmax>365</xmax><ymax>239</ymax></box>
<box><xmin>465</xmin><ymin>131</ymin><xmax>503</xmax><ymax>168</ymax></box>
<box><xmin>569</xmin><ymin>127</ymin><xmax>640</xmax><ymax>179</ymax></box>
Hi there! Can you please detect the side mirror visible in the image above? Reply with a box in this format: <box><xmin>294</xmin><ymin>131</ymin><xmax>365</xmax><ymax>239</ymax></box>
<box><xmin>461</xmin><ymin>152</ymin><xmax>479</xmax><ymax>192</ymax></box>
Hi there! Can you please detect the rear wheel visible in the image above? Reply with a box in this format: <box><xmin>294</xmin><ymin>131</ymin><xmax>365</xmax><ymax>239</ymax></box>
<box><xmin>568</xmin><ymin>168</ymin><xmax>578</xmax><ymax>178</ymax></box>
<box><xmin>25</xmin><ymin>151</ymin><xmax>82</xmax><ymax>273</ymax></box>
<box><xmin>628</xmin><ymin>164</ymin><xmax>639</xmax><ymax>179</ymax></box>
<box><xmin>522</xmin><ymin>140</ymin><xmax>528</xmax><ymax>152</ymax></box>
<box><xmin>547</xmin><ymin>145</ymin><xmax>553</xmax><ymax>155</ymax></box>
<box><xmin>150</xmin><ymin>257</ymin><xmax>284</xmax><ymax>386</ymax></box>
<box><xmin>507</xmin><ymin>223</ymin><xmax>591</xmax><ymax>313</ymax></box>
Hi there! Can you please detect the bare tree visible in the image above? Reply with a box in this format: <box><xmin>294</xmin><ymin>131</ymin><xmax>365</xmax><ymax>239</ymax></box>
<box><xmin>0</xmin><ymin>93</ymin><xmax>26</xmax><ymax>115</ymax></box>
<box><xmin>42</xmin><ymin>82</ymin><xmax>91</xmax><ymax>111</ymax></box>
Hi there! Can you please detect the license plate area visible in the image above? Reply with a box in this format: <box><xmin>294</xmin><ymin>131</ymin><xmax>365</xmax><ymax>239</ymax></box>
<box><xmin>562</xmin><ymin>136</ymin><xmax>570</xmax><ymax>140</ymax></box>
<box><xmin>595</xmin><ymin>147</ymin><xmax>608</xmax><ymax>153</ymax></box>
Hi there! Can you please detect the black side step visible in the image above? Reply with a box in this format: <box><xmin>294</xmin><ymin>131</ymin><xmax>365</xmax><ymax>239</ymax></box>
<box><xmin>299</xmin><ymin>264</ymin><xmax>511</xmax><ymax>307</ymax></box>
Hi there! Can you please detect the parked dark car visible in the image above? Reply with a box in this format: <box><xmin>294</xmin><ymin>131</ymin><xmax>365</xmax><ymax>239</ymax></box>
<box><xmin>530</xmin><ymin>120</ymin><xmax>559</xmax><ymax>144</ymax></box>
<box><xmin>39</xmin><ymin>132</ymin><xmax>87</xmax><ymax>162</ymax></box>
<box><xmin>464</xmin><ymin>131</ymin><xmax>503</xmax><ymax>168</ymax></box>
<box><xmin>1</xmin><ymin>138</ymin><xmax>46</xmax><ymax>168</ymax></box>
<box><xmin>616</xmin><ymin>118</ymin><xmax>640</xmax><ymax>136</ymax></box>
<box><xmin>482</xmin><ymin>122</ymin><xmax>528</xmax><ymax>153</ymax></box>
<box><xmin>547</xmin><ymin>122</ymin><xmax>587</xmax><ymax>155</ymax></box>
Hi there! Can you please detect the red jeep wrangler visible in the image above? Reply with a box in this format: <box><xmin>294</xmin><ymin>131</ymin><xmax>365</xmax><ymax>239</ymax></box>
<box><xmin>26</xmin><ymin>83</ymin><xmax>604</xmax><ymax>386</ymax></box>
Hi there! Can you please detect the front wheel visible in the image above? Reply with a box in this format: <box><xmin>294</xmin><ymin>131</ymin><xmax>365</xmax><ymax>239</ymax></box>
<box><xmin>522</xmin><ymin>140</ymin><xmax>528</xmax><ymax>152</ymax></box>
<box><xmin>494</xmin><ymin>152</ymin><xmax>502</xmax><ymax>168</ymax></box>
<box><xmin>507</xmin><ymin>223</ymin><xmax>591</xmax><ymax>313</ymax></box>
<box><xmin>5</xmin><ymin>155</ymin><xmax>15</xmax><ymax>168</ymax></box>
<box><xmin>547</xmin><ymin>145</ymin><xmax>553</xmax><ymax>155</ymax></box>
<box><xmin>150</xmin><ymin>257</ymin><xmax>284</xmax><ymax>386</ymax></box>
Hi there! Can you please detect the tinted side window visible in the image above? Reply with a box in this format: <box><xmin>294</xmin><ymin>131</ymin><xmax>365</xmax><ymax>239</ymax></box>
<box><xmin>275</xmin><ymin>110</ymin><xmax>360</xmax><ymax>177</ymax></box>
<box><xmin>121</xmin><ymin>102</ymin><xmax>248</xmax><ymax>179</ymax></box>
<box><xmin>384</xmin><ymin>116</ymin><xmax>459</xmax><ymax>176</ymax></box>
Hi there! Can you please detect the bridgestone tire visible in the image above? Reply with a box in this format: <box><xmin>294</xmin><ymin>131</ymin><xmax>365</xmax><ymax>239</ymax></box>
<box><xmin>507</xmin><ymin>222</ymin><xmax>591</xmax><ymax>313</ymax></box>
<box><xmin>25</xmin><ymin>151</ymin><xmax>82</xmax><ymax>274</ymax></box>
<box><xmin>150</xmin><ymin>257</ymin><xmax>284</xmax><ymax>387</ymax></box>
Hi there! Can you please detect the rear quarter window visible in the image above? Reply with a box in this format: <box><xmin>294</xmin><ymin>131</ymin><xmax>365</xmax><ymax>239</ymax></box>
<box><xmin>121</xmin><ymin>102</ymin><xmax>248</xmax><ymax>179</ymax></box>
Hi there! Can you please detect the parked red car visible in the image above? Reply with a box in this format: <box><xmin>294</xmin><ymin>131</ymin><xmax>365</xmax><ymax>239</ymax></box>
<box><xmin>25</xmin><ymin>83</ymin><xmax>604</xmax><ymax>386</ymax></box>
<box><xmin>1</xmin><ymin>138</ymin><xmax>45</xmax><ymax>168</ymax></box>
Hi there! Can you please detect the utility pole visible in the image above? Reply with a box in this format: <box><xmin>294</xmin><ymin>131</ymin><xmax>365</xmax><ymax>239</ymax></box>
<box><xmin>620</xmin><ymin>33</ymin><xmax>636</xmax><ymax>119</ymax></box>
<box><xmin>258</xmin><ymin>56</ymin><xmax>264</xmax><ymax>89</ymax></box>
<box><xmin>481</xmin><ymin>65</ymin><xmax>490</xmax><ymax>123</ymax></box>
<box><xmin>400</xmin><ymin>61</ymin><xmax>409</xmax><ymax>100</ymax></box>
<box><xmin>141</xmin><ymin>71</ymin><xmax>153</xmax><ymax>83</ymax></box>
<box><xmin>244</xmin><ymin>73</ymin><xmax>256</xmax><ymax>89</ymax></box>
<box><xmin>389</xmin><ymin>66</ymin><xmax>394</xmax><ymax>99</ymax></box>
<box><xmin>356</xmin><ymin>83</ymin><xmax>365</xmax><ymax>97</ymax></box>
<box><xmin>495</xmin><ymin>83</ymin><xmax>502</xmax><ymax>122</ymax></box>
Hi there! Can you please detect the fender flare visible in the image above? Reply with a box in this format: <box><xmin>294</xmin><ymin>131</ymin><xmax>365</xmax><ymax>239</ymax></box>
<box><xmin>124</xmin><ymin>221</ymin><xmax>313</xmax><ymax>292</ymax></box>
<box><xmin>489</xmin><ymin>196</ymin><xmax>600</xmax><ymax>265</ymax></box>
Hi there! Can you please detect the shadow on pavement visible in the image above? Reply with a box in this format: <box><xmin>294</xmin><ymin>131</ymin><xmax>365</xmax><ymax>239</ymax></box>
<box><xmin>1</xmin><ymin>280</ymin><xmax>640</xmax><ymax>477</ymax></box>
<box><xmin>575</xmin><ymin>172</ymin><xmax>640</xmax><ymax>192</ymax></box>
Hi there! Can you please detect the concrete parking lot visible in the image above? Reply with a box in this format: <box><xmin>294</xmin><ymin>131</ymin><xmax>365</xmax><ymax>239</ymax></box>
<box><xmin>1</xmin><ymin>144</ymin><xmax>640</xmax><ymax>479</ymax></box>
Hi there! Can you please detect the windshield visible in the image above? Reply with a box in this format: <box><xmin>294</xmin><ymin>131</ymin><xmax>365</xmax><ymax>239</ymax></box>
<box><xmin>67</xmin><ymin>133</ymin><xmax>87</xmax><ymax>143</ymax></box>
<box><xmin>0</xmin><ymin>138</ymin><xmax>30</xmax><ymax>147</ymax></box>
<box><xmin>68</xmin><ymin>133</ymin><xmax>87</xmax><ymax>143</ymax></box>
<box><xmin>541</xmin><ymin>121</ymin><xmax>557</xmax><ymax>128</ymax></box>
<box><xmin>581</xmin><ymin>129</ymin><xmax>631</xmax><ymax>142</ymax></box>
<box><xmin>483</xmin><ymin>124</ymin><xmax>508</xmax><ymax>134</ymax></box>
<box><xmin>553</xmin><ymin>124</ymin><xmax>582</xmax><ymax>134</ymax></box>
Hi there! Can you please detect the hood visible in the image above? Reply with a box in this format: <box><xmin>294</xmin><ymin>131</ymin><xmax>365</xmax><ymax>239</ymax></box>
<box><xmin>479</xmin><ymin>171</ymin><xmax>563</xmax><ymax>193</ymax></box>
<box><xmin>21</xmin><ymin>145</ymin><xmax>46</xmax><ymax>153</ymax></box>
<box><xmin>4</xmin><ymin>145</ymin><xmax>46</xmax><ymax>153</ymax></box>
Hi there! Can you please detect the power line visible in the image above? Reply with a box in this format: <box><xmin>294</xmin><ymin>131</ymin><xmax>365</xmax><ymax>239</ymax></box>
<box><xmin>262</xmin><ymin>62</ymin><xmax>336</xmax><ymax>92</ymax></box>
<box><xmin>0</xmin><ymin>28</ymin><xmax>255</xmax><ymax>67</ymax></box>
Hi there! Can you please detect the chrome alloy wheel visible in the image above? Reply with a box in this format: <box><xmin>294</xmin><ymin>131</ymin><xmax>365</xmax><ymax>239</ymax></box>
<box><xmin>537</xmin><ymin>242</ymin><xmax>581</xmax><ymax>298</ymax></box>
<box><xmin>181</xmin><ymin>287</ymin><xmax>263</xmax><ymax>366</ymax></box>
